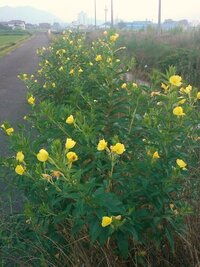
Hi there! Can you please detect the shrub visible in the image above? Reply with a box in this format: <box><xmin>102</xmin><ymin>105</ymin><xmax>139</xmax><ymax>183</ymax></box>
<box><xmin>1</xmin><ymin>31</ymin><xmax>199</xmax><ymax>265</ymax></box>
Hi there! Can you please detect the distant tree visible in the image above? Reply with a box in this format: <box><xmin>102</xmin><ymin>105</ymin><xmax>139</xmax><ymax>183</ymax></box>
<box><xmin>0</xmin><ymin>24</ymin><xmax>10</xmax><ymax>30</ymax></box>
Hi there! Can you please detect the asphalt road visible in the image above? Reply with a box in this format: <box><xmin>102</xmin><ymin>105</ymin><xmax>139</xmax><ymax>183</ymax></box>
<box><xmin>0</xmin><ymin>32</ymin><xmax>49</xmax><ymax>213</ymax></box>
<box><xmin>0</xmin><ymin>32</ymin><xmax>49</xmax><ymax>156</ymax></box>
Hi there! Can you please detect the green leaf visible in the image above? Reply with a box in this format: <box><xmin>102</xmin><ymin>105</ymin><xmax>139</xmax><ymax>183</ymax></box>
<box><xmin>116</xmin><ymin>231</ymin><xmax>129</xmax><ymax>258</ymax></box>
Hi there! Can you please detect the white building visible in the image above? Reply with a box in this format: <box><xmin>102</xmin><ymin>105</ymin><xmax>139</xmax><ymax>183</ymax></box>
<box><xmin>8</xmin><ymin>20</ymin><xmax>26</xmax><ymax>30</ymax></box>
<box><xmin>78</xmin><ymin>11</ymin><xmax>87</xmax><ymax>25</ymax></box>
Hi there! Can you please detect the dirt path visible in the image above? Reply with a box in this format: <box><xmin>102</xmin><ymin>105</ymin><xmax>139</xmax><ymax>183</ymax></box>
<box><xmin>0</xmin><ymin>32</ymin><xmax>49</xmax><ymax>156</ymax></box>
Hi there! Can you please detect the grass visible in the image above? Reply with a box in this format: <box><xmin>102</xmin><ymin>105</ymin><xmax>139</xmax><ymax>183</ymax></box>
<box><xmin>0</xmin><ymin>30</ymin><xmax>32</xmax><ymax>57</ymax></box>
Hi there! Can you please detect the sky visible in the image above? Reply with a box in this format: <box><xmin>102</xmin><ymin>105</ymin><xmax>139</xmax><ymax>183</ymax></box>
<box><xmin>0</xmin><ymin>0</ymin><xmax>200</xmax><ymax>23</ymax></box>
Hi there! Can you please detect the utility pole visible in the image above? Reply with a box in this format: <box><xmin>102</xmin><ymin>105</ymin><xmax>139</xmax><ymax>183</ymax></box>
<box><xmin>158</xmin><ymin>0</ymin><xmax>161</xmax><ymax>34</ymax></box>
<box><xmin>111</xmin><ymin>0</ymin><xmax>113</xmax><ymax>28</ymax></box>
<box><xmin>94</xmin><ymin>0</ymin><xmax>97</xmax><ymax>29</ymax></box>
<box><xmin>104</xmin><ymin>5</ymin><xmax>108</xmax><ymax>29</ymax></box>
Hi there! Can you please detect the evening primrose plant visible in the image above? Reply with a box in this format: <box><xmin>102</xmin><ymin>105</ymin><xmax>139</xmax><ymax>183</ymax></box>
<box><xmin>1</xmin><ymin>31</ymin><xmax>199</xmax><ymax>264</ymax></box>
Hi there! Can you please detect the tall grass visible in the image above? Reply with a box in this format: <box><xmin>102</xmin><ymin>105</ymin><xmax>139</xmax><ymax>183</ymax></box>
<box><xmin>117</xmin><ymin>29</ymin><xmax>200</xmax><ymax>86</ymax></box>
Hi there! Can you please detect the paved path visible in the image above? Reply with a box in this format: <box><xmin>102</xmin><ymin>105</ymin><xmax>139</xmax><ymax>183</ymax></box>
<box><xmin>0</xmin><ymin>32</ymin><xmax>49</xmax><ymax>156</ymax></box>
<box><xmin>0</xmin><ymin>33</ymin><xmax>49</xmax><ymax>213</ymax></box>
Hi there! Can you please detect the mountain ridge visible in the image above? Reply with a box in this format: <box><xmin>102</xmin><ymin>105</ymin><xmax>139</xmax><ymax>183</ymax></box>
<box><xmin>0</xmin><ymin>6</ymin><xmax>63</xmax><ymax>24</ymax></box>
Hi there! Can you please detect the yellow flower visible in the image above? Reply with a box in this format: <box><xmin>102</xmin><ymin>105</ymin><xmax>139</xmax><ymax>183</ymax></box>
<box><xmin>197</xmin><ymin>92</ymin><xmax>200</xmax><ymax>99</ymax></box>
<box><xmin>41</xmin><ymin>174</ymin><xmax>52</xmax><ymax>182</ymax></box>
<box><xmin>173</xmin><ymin>106</ymin><xmax>185</xmax><ymax>116</ymax></box>
<box><xmin>97</xmin><ymin>139</ymin><xmax>107</xmax><ymax>151</ymax></box>
<box><xmin>113</xmin><ymin>215</ymin><xmax>122</xmax><ymax>220</ymax></box>
<box><xmin>89</xmin><ymin>62</ymin><xmax>93</xmax><ymax>66</ymax></box>
<box><xmin>52</xmin><ymin>82</ymin><xmax>56</xmax><ymax>88</ymax></box>
<box><xmin>138</xmin><ymin>251</ymin><xmax>147</xmax><ymax>257</ymax></box>
<box><xmin>101</xmin><ymin>216</ymin><xmax>112</xmax><ymax>227</ymax></box>
<box><xmin>110</xmin><ymin>143</ymin><xmax>125</xmax><ymax>155</ymax></box>
<box><xmin>16</xmin><ymin>151</ymin><xmax>24</xmax><ymax>162</ymax></box>
<box><xmin>78</xmin><ymin>68</ymin><xmax>83</xmax><ymax>73</ymax></box>
<box><xmin>180</xmin><ymin>85</ymin><xmax>192</xmax><ymax>94</ymax></box>
<box><xmin>169</xmin><ymin>75</ymin><xmax>182</xmax><ymax>87</ymax></box>
<box><xmin>161</xmin><ymin>83</ymin><xmax>169</xmax><ymax>91</ymax></box>
<box><xmin>121</xmin><ymin>83</ymin><xmax>127</xmax><ymax>89</ymax></box>
<box><xmin>52</xmin><ymin>170</ymin><xmax>62</xmax><ymax>178</ymax></box>
<box><xmin>6</xmin><ymin>128</ymin><xmax>14</xmax><ymax>136</ymax></box>
<box><xmin>1</xmin><ymin>124</ymin><xmax>5</xmax><ymax>130</ymax></box>
<box><xmin>152</xmin><ymin>151</ymin><xmax>160</xmax><ymax>159</ymax></box>
<box><xmin>43</xmin><ymin>83</ymin><xmax>47</xmax><ymax>89</ymax></box>
<box><xmin>95</xmin><ymin>55</ymin><xmax>102</xmax><ymax>61</ymax></box>
<box><xmin>65</xmin><ymin>138</ymin><xmax>76</xmax><ymax>149</ymax></box>
<box><xmin>184</xmin><ymin>85</ymin><xmax>192</xmax><ymax>94</ymax></box>
<box><xmin>66</xmin><ymin>115</ymin><xmax>74</xmax><ymax>124</ymax></box>
<box><xmin>176</xmin><ymin>159</ymin><xmax>187</xmax><ymax>169</ymax></box>
<box><xmin>22</xmin><ymin>73</ymin><xmax>28</xmax><ymax>79</ymax></box>
<box><xmin>178</xmin><ymin>98</ymin><xmax>186</xmax><ymax>105</ymax></box>
<box><xmin>107</xmin><ymin>57</ymin><xmax>112</xmax><ymax>63</ymax></box>
<box><xmin>37</xmin><ymin>149</ymin><xmax>49</xmax><ymax>162</ymax></box>
<box><xmin>169</xmin><ymin>203</ymin><xmax>175</xmax><ymax>210</ymax></box>
<box><xmin>110</xmin><ymin>33</ymin><xmax>119</xmax><ymax>42</ymax></box>
<box><xmin>59</xmin><ymin>66</ymin><xmax>64</xmax><ymax>71</ymax></box>
<box><xmin>28</xmin><ymin>96</ymin><xmax>35</xmax><ymax>105</ymax></box>
<box><xmin>132</xmin><ymin>83</ymin><xmax>138</xmax><ymax>88</ymax></box>
<box><xmin>67</xmin><ymin>151</ymin><xmax>78</xmax><ymax>162</ymax></box>
<box><xmin>151</xmin><ymin>91</ymin><xmax>160</xmax><ymax>97</ymax></box>
<box><xmin>174</xmin><ymin>209</ymin><xmax>179</xmax><ymax>215</ymax></box>
<box><xmin>146</xmin><ymin>150</ymin><xmax>151</xmax><ymax>156</ymax></box>
<box><xmin>15</xmin><ymin>165</ymin><xmax>25</xmax><ymax>175</ymax></box>
<box><xmin>69</xmin><ymin>69</ymin><xmax>74</xmax><ymax>75</ymax></box>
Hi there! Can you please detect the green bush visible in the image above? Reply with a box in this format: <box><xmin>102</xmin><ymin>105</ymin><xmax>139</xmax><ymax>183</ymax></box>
<box><xmin>1</xmin><ymin>31</ymin><xmax>199</xmax><ymax>265</ymax></box>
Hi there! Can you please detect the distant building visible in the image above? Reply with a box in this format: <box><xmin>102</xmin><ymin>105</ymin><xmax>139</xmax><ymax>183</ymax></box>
<box><xmin>26</xmin><ymin>23</ymin><xmax>38</xmax><ymax>30</ymax></box>
<box><xmin>52</xmin><ymin>22</ymin><xmax>61</xmax><ymax>31</ymax></box>
<box><xmin>178</xmin><ymin>19</ymin><xmax>189</xmax><ymax>30</ymax></box>
<box><xmin>162</xmin><ymin>19</ymin><xmax>189</xmax><ymax>30</ymax></box>
<box><xmin>118</xmin><ymin>21</ymin><xmax>153</xmax><ymax>30</ymax></box>
<box><xmin>8</xmin><ymin>20</ymin><xmax>26</xmax><ymax>30</ymax></box>
<box><xmin>78</xmin><ymin>11</ymin><xmax>87</xmax><ymax>25</ymax></box>
<box><xmin>39</xmin><ymin>23</ymin><xmax>51</xmax><ymax>29</ymax></box>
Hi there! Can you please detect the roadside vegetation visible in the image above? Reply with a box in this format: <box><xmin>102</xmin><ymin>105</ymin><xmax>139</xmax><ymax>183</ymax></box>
<box><xmin>0</xmin><ymin>29</ymin><xmax>32</xmax><ymax>56</ymax></box>
<box><xmin>0</xmin><ymin>30</ymin><xmax>199</xmax><ymax>266</ymax></box>
<box><xmin>117</xmin><ymin>28</ymin><xmax>200</xmax><ymax>87</ymax></box>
